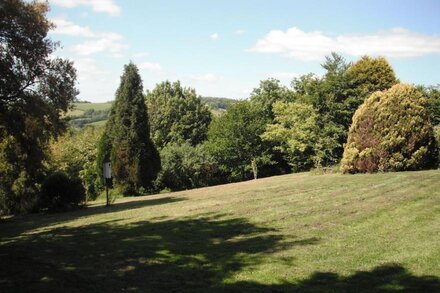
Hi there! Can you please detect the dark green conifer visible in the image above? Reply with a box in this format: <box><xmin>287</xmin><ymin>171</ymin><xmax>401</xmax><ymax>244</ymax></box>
<box><xmin>97</xmin><ymin>63</ymin><xmax>160</xmax><ymax>194</ymax></box>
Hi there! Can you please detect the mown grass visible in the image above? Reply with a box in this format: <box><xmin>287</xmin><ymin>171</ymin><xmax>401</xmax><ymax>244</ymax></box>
<box><xmin>1</xmin><ymin>170</ymin><xmax>439</xmax><ymax>292</ymax></box>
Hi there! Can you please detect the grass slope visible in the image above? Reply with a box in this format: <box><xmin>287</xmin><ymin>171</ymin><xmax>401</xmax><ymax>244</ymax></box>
<box><xmin>68</xmin><ymin>102</ymin><xmax>113</xmax><ymax>117</ymax></box>
<box><xmin>1</xmin><ymin>170</ymin><xmax>439</xmax><ymax>292</ymax></box>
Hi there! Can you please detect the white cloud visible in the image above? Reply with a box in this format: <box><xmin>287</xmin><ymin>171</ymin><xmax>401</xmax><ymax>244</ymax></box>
<box><xmin>235</xmin><ymin>29</ymin><xmax>246</xmax><ymax>35</ymax></box>
<box><xmin>190</xmin><ymin>73</ymin><xmax>218</xmax><ymax>82</ymax></box>
<box><xmin>50</xmin><ymin>17</ymin><xmax>128</xmax><ymax>57</ymax></box>
<box><xmin>251</xmin><ymin>27</ymin><xmax>440</xmax><ymax>61</ymax></box>
<box><xmin>72</xmin><ymin>32</ymin><xmax>128</xmax><ymax>56</ymax></box>
<box><xmin>139</xmin><ymin>62</ymin><xmax>162</xmax><ymax>72</ymax></box>
<box><xmin>73</xmin><ymin>57</ymin><xmax>107</xmax><ymax>81</ymax></box>
<box><xmin>51</xmin><ymin>17</ymin><xmax>95</xmax><ymax>37</ymax></box>
<box><xmin>70</xmin><ymin>57</ymin><xmax>119</xmax><ymax>102</ymax></box>
<box><xmin>210</xmin><ymin>33</ymin><xmax>219</xmax><ymax>40</ymax></box>
<box><xmin>51</xmin><ymin>0</ymin><xmax>121</xmax><ymax>16</ymax></box>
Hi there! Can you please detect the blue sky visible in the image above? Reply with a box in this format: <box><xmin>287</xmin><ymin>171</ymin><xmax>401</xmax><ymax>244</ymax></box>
<box><xmin>46</xmin><ymin>0</ymin><xmax>440</xmax><ymax>102</ymax></box>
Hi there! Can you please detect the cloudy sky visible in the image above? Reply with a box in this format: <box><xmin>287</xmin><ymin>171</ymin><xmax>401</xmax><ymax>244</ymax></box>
<box><xmin>46</xmin><ymin>0</ymin><xmax>440</xmax><ymax>102</ymax></box>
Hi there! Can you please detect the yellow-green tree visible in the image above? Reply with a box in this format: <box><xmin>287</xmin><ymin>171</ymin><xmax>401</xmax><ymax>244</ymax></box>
<box><xmin>346</xmin><ymin>56</ymin><xmax>398</xmax><ymax>115</ymax></box>
<box><xmin>341</xmin><ymin>84</ymin><xmax>437</xmax><ymax>173</ymax></box>
<box><xmin>262</xmin><ymin>101</ymin><xmax>339</xmax><ymax>171</ymax></box>
<box><xmin>50</xmin><ymin>127</ymin><xmax>104</xmax><ymax>200</ymax></box>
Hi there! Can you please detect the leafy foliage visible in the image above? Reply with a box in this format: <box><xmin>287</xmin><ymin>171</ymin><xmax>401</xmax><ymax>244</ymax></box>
<box><xmin>249</xmin><ymin>78</ymin><xmax>293</xmax><ymax>119</ymax></box>
<box><xmin>347</xmin><ymin>56</ymin><xmax>398</xmax><ymax>100</ymax></box>
<box><xmin>40</xmin><ymin>172</ymin><xmax>84</xmax><ymax>212</ymax></box>
<box><xmin>206</xmin><ymin>101</ymin><xmax>277</xmax><ymax>182</ymax></box>
<box><xmin>50</xmin><ymin>127</ymin><xmax>104</xmax><ymax>200</ymax></box>
<box><xmin>98</xmin><ymin>63</ymin><xmax>160</xmax><ymax>195</ymax></box>
<box><xmin>341</xmin><ymin>84</ymin><xmax>437</xmax><ymax>173</ymax></box>
<box><xmin>262</xmin><ymin>102</ymin><xmax>339</xmax><ymax>171</ymax></box>
<box><xmin>345</xmin><ymin>56</ymin><xmax>398</xmax><ymax>125</ymax></box>
<box><xmin>146</xmin><ymin>81</ymin><xmax>212</xmax><ymax>149</ymax></box>
<box><xmin>0</xmin><ymin>0</ymin><xmax>78</xmax><ymax>214</ymax></box>
<box><xmin>270</xmin><ymin>53</ymin><xmax>400</xmax><ymax>170</ymax></box>
<box><xmin>419</xmin><ymin>85</ymin><xmax>440</xmax><ymax>126</ymax></box>
<box><xmin>155</xmin><ymin>143</ymin><xmax>219</xmax><ymax>191</ymax></box>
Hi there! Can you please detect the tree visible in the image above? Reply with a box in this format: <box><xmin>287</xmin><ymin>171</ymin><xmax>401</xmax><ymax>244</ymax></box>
<box><xmin>205</xmin><ymin>101</ymin><xmax>277</xmax><ymax>182</ymax></box>
<box><xmin>418</xmin><ymin>85</ymin><xmax>440</xmax><ymax>126</ymax></box>
<box><xmin>434</xmin><ymin>125</ymin><xmax>440</xmax><ymax>168</ymax></box>
<box><xmin>262</xmin><ymin>101</ymin><xmax>339</xmax><ymax>171</ymax></box>
<box><xmin>155</xmin><ymin>143</ymin><xmax>219</xmax><ymax>191</ymax></box>
<box><xmin>146</xmin><ymin>81</ymin><xmax>212</xmax><ymax>149</ymax></box>
<box><xmin>341</xmin><ymin>84</ymin><xmax>437</xmax><ymax>173</ymax></box>
<box><xmin>288</xmin><ymin>53</ymin><xmax>350</xmax><ymax>165</ymax></box>
<box><xmin>346</xmin><ymin>56</ymin><xmax>398</xmax><ymax>115</ymax></box>
<box><xmin>50</xmin><ymin>126</ymin><xmax>104</xmax><ymax>200</ymax></box>
<box><xmin>0</xmin><ymin>0</ymin><xmax>78</xmax><ymax>214</ymax></box>
<box><xmin>97</xmin><ymin>63</ymin><xmax>160</xmax><ymax>195</ymax></box>
<box><xmin>249</xmin><ymin>78</ymin><xmax>293</xmax><ymax>119</ymax></box>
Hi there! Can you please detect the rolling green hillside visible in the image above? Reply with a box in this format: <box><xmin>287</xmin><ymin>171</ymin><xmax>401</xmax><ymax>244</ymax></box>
<box><xmin>1</xmin><ymin>170</ymin><xmax>439</xmax><ymax>292</ymax></box>
<box><xmin>67</xmin><ymin>102</ymin><xmax>113</xmax><ymax>127</ymax></box>
<box><xmin>68</xmin><ymin>102</ymin><xmax>113</xmax><ymax>117</ymax></box>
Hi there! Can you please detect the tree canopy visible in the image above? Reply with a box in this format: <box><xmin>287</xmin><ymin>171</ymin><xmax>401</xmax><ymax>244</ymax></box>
<box><xmin>346</xmin><ymin>55</ymin><xmax>398</xmax><ymax>117</ymax></box>
<box><xmin>0</xmin><ymin>0</ymin><xmax>78</xmax><ymax>214</ymax></box>
<box><xmin>206</xmin><ymin>101</ymin><xmax>276</xmax><ymax>181</ymax></box>
<box><xmin>146</xmin><ymin>81</ymin><xmax>212</xmax><ymax>149</ymax></box>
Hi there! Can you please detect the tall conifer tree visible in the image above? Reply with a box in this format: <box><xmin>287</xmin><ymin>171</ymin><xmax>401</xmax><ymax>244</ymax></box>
<box><xmin>98</xmin><ymin>63</ymin><xmax>160</xmax><ymax>194</ymax></box>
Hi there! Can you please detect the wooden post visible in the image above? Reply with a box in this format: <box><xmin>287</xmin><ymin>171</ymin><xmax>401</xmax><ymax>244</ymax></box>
<box><xmin>105</xmin><ymin>179</ymin><xmax>109</xmax><ymax>207</ymax></box>
<box><xmin>103</xmin><ymin>162</ymin><xmax>112</xmax><ymax>207</ymax></box>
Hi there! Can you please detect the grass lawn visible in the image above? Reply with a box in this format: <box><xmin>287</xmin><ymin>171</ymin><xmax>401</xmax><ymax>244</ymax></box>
<box><xmin>1</xmin><ymin>170</ymin><xmax>439</xmax><ymax>292</ymax></box>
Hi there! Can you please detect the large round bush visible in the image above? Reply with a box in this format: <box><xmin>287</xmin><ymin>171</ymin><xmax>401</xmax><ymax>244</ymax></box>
<box><xmin>341</xmin><ymin>84</ymin><xmax>437</xmax><ymax>173</ymax></box>
<box><xmin>40</xmin><ymin>172</ymin><xmax>85</xmax><ymax>212</ymax></box>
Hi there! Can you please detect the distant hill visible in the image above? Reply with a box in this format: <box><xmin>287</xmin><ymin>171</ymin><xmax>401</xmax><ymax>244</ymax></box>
<box><xmin>200</xmin><ymin>96</ymin><xmax>238</xmax><ymax>110</ymax></box>
<box><xmin>67</xmin><ymin>102</ymin><xmax>113</xmax><ymax>128</ymax></box>
<box><xmin>67</xmin><ymin>97</ymin><xmax>238</xmax><ymax>127</ymax></box>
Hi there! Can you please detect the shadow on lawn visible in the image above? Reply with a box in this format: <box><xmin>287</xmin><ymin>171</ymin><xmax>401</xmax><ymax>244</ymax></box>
<box><xmin>0</xmin><ymin>196</ymin><xmax>185</xmax><ymax>237</ymax></box>
<box><xmin>1</xmin><ymin>213</ymin><xmax>438</xmax><ymax>292</ymax></box>
<box><xmin>229</xmin><ymin>264</ymin><xmax>440</xmax><ymax>292</ymax></box>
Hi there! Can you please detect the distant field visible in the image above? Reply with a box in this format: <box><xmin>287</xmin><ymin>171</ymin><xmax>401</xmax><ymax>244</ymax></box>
<box><xmin>73</xmin><ymin>102</ymin><xmax>113</xmax><ymax>112</ymax></box>
<box><xmin>1</xmin><ymin>170</ymin><xmax>439</xmax><ymax>292</ymax></box>
<box><xmin>87</xmin><ymin>119</ymin><xmax>107</xmax><ymax>127</ymax></box>
<box><xmin>66</xmin><ymin>102</ymin><xmax>113</xmax><ymax>127</ymax></box>
<box><xmin>67</xmin><ymin>102</ymin><xmax>113</xmax><ymax>117</ymax></box>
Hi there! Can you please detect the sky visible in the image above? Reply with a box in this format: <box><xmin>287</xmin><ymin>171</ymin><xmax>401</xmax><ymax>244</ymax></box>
<box><xmin>45</xmin><ymin>0</ymin><xmax>440</xmax><ymax>102</ymax></box>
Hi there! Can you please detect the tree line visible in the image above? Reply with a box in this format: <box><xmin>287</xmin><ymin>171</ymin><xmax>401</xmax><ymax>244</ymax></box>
<box><xmin>1</xmin><ymin>0</ymin><xmax>439</xmax><ymax>214</ymax></box>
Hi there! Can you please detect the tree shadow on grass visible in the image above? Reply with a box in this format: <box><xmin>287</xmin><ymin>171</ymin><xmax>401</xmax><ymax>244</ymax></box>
<box><xmin>0</xmin><ymin>213</ymin><xmax>438</xmax><ymax>293</ymax></box>
<box><xmin>0</xmin><ymin>196</ymin><xmax>186</xmax><ymax>238</ymax></box>
<box><xmin>0</xmin><ymin>214</ymin><xmax>316</xmax><ymax>292</ymax></box>
<box><xmin>229</xmin><ymin>264</ymin><xmax>440</xmax><ymax>292</ymax></box>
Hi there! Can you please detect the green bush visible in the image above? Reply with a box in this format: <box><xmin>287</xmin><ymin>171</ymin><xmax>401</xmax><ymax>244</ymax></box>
<box><xmin>341</xmin><ymin>84</ymin><xmax>437</xmax><ymax>173</ymax></box>
<box><xmin>434</xmin><ymin>125</ymin><xmax>440</xmax><ymax>168</ymax></box>
<box><xmin>50</xmin><ymin>127</ymin><xmax>104</xmax><ymax>201</ymax></box>
<box><xmin>155</xmin><ymin>143</ymin><xmax>219</xmax><ymax>191</ymax></box>
<box><xmin>40</xmin><ymin>172</ymin><xmax>85</xmax><ymax>212</ymax></box>
<box><xmin>0</xmin><ymin>136</ymin><xmax>41</xmax><ymax>215</ymax></box>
